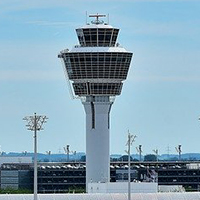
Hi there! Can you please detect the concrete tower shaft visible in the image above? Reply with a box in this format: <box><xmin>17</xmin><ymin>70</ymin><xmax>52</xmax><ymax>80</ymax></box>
<box><xmin>83</xmin><ymin>96</ymin><xmax>112</xmax><ymax>184</ymax></box>
<box><xmin>58</xmin><ymin>14</ymin><xmax>133</xmax><ymax>190</ymax></box>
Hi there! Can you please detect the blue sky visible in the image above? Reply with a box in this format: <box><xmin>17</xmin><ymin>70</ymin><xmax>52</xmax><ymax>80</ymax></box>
<box><xmin>0</xmin><ymin>0</ymin><xmax>200</xmax><ymax>156</ymax></box>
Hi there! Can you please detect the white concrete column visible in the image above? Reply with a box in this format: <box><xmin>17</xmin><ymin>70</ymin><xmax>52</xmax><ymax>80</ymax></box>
<box><xmin>82</xmin><ymin>97</ymin><xmax>112</xmax><ymax>191</ymax></box>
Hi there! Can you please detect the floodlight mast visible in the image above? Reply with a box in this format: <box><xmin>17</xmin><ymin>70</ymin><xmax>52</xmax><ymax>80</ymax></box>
<box><xmin>63</xmin><ymin>145</ymin><xmax>76</xmax><ymax>162</ymax></box>
<box><xmin>63</xmin><ymin>145</ymin><xmax>70</xmax><ymax>162</ymax></box>
<box><xmin>125</xmin><ymin>131</ymin><xmax>136</xmax><ymax>200</ymax></box>
<box><xmin>153</xmin><ymin>149</ymin><xmax>159</xmax><ymax>162</ymax></box>
<box><xmin>175</xmin><ymin>144</ymin><xmax>182</xmax><ymax>161</ymax></box>
<box><xmin>136</xmin><ymin>145</ymin><xmax>142</xmax><ymax>161</ymax></box>
<box><xmin>23</xmin><ymin>113</ymin><xmax>47</xmax><ymax>200</ymax></box>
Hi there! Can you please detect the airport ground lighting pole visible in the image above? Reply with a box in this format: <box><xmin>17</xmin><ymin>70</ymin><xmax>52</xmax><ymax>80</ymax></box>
<box><xmin>136</xmin><ymin>145</ymin><xmax>142</xmax><ymax>161</ymax></box>
<box><xmin>126</xmin><ymin>131</ymin><xmax>136</xmax><ymax>200</ymax></box>
<box><xmin>153</xmin><ymin>149</ymin><xmax>159</xmax><ymax>162</ymax></box>
<box><xmin>23</xmin><ymin>113</ymin><xmax>48</xmax><ymax>200</ymax></box>
<box><xmin>175</xmin><ymin>145</ymin><xmax>182</xmax><ymax>161</ymax></box>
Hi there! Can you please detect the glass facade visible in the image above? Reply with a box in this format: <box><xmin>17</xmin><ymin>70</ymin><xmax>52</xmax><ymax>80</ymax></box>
<box><xmin>73</xmin><ymin>82</ymin><xmax>122</xmax><ymax>96</ymax></box>
<box><xmin>76</xmin><ymin>28</ymin><xmax>119</xmax><ymax>47</ymax></box>
<box><xmin>62</xmin><ymin>52</ymin><xmax>132</xmax><ymax>80</ymax></box>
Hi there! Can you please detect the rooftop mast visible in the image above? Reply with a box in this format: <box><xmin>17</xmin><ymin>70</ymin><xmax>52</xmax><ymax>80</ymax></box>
<box><xmin>89</xmin><ymin>13</ymin><xmax>106</xmax><ymax>24</ymax></box>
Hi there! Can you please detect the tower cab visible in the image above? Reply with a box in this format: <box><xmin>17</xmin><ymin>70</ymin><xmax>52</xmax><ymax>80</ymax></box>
<box><xmin>76</xmin><ymin>14</ymin><xmax>119</xmax><ymax>47</ymax></box>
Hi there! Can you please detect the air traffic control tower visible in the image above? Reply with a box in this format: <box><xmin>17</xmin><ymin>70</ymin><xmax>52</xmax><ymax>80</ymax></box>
<box><xmin>58</xmin><ymin>14</ymin><xmax>133</xmax><ymax>189</ymax></box>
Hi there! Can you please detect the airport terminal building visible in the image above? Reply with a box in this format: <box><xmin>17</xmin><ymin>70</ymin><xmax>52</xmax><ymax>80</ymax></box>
<box><xmin>1</xmin><ymin>161</ymin><xmax>200</xmax><ymax>193</ymax></box>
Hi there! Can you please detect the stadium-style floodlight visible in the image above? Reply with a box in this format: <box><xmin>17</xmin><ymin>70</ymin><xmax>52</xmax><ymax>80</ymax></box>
<box><xmin>63</xmin><ymin>145</ymin><xmax>70</xmax><ymax>162</ymax></box>
<box><xmin>64</xmin><ymin>145</ymin><xmax>76</xmax><ymax>162</ymax></box>
<box><xmin>23</xmin><ymin>113</ymin><xmax>48</xmax><ymax>200</ymax></box>
<box><xmin>153</xmin><ymin>149</ymin><xmax>159</xmax><ymax>162</ymax></box>
<box><xmin>136</xmin><ymin>145</ymin><xmax>142</xmax><ymax>161</ymax></box>
<box><xmin>46</xmin><ymin>151</ymin><xmax>51</xmax><ymax>155</ymax></box>
<box><xmin>125</xmin><ymin>131</ymin><xmax>136</xmax><ymax>200</ymax></box>
<box><xmin>175</xmin><ymin>144</ymin><xmax>182</xmax><ymax>161</ymax></box>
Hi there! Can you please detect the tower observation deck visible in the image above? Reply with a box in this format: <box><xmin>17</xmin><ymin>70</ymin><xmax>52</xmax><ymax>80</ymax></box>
<box><xmin>58</xmin><ymin>14</ymin><xmax>133</xmax><ymax>191</ymax></box>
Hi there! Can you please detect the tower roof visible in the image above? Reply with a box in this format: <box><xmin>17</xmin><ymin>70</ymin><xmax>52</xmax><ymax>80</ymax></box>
<box><xmin>70</xmin><ymin>46</ymin><xmax>129</xmax><ymax>53</ymax></box>
<box><xmin>79</xmin><ymin>24</ymin><xmax>114</xmax><ymax>29</ymax></box>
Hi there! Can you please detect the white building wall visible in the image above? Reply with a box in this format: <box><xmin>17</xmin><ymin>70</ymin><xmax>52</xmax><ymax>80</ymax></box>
<box><xmin>83</xmin><ymin>100</ymin><xmax>112</xmax><ymax>190</ymax></box>
<box><xmin>159</xmin><ymin>185</ymin><xmax>185</xmax><ymax>192</ymax></box>
<box><xmin>88</xmin><ymin>182</ymin><xmax>158</xmax><ymax>193</ymax></box>
<box><xmin>1</xmin><ymin>193</ymin><xmax>200</xmax><ymax>200</ymax></box>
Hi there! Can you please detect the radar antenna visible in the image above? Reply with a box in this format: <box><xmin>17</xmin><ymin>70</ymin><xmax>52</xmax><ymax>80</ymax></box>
<box><xmin>89</xmin><ymin>13</ymin><xmax>106</xmax><ymax>24</ymax></box>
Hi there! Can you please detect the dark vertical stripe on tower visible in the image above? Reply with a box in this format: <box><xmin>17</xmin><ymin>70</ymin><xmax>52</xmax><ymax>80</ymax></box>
<box><xmin>91</xmin><ymin>102</ymin><xmax>95</xmax><ymax>129</ymax></box>
<box><xmin>86</xmin><ymin>82</ymin><xmax>91</xmax><ymax>95</ymax></box>
<box><xmin>91</xmin><ymin>96</ymin><xmax>95</xmax><ymax>129</ymax></box>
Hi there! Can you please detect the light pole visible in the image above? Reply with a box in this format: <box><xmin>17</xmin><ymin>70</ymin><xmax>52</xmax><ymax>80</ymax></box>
<box><xmin>136</xmin><ymin>145</ymin><xmax>142</xmax><ymax>161</ymax></box>
<box><xmin>63</xmin><ymin>145</ymin><xmax>70</xmax><ymax>162</ymax></box>
<box><xmin>64</xmin><ymin>145</ymin><xmax>76</xmax><ymax>162</ymax></box>
<box><xmin>175</xmin><ymin>144</ymin><xmax>182</xmax><ymax>161</ymax></box>
<box><xmin>125</xmin><ymin>131</ymin><xmax>136</xmax><ymax>200</ymax></box>
<box><xmin>153</xmin><ymin>149</ymin><xmax>159</xmax><ymax>162</ymax></box>
<box><xmin>23</xmin><ymin>113</ymin><xmax>48</xmax><ymax>200</ymax></box>
<box><xmin>153</xmin><ymin>149</ymin><xmax>159</xmax><ymax>183</ymax></box>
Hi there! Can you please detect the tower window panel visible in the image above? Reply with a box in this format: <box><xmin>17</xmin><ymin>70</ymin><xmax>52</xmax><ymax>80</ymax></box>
<box><xmin>76</xmin><ymin>29</ymin><xmax>85</xmax><ymax>46</ymax></box>
<box><xmin>111</xmin><ymin>29</ymin><xmax>119</xmax><ymax>45</ymax></box>
<box><xmin>98</xmin><ymin>35</ymin><xmax>104</xmax><ymax>42</ymax></box>
<box><xmin>105</xmin><ymin>57</ymin><xmax>111</xmax><ymax>62</ymax></box>
<box><xmin>105</xmin><ymin>34</ymin><xmax>111</xmax><ymax>42</ymax></box>
<box><xmin>112</xmin><ymin>36</ymin><xmax>117</xmax><ymax>44</ymax></box>
<box><xmin>98</xmin><ymin>29</ymin><xmax>106</xmax><ymax>43</ymax></box>
<box><xmin>83</xmin><ymin>29</ymin><xmax>89</xmax><ymax>33</ymax></box>
<box><xmin>86</xmin><ymin>57</ymin><xmax>91</xmax><ymax>62</ymax></box>
<box><xmin>84</xmin><ymin>35</ymin><xmax>90</xmax><ymax>42</ymax></box>
<box><xmin>69</xmin><ymin>57</ymin><xmax>74</xmax><ymax>63</ymax></box>
<box><xmin>91</xmin><ymin>35</ymin><xmax>97</xmax><ymax>45</ymax></box>
<box><xmin>105</xmin><ymin>29</ymin><xmax>112</xmax><ymax>34</ymax></box>
<box><xmin>98</xmin><ymin>29</ymin><xmax>105</xmax><ymax>34</ymax></box>
<box><xmin>78</xmin><ymin>36</ymin><xmax>84</xmax><ymax>46</ymax></box>
<box><xmin>99</xmin><ymin>72</ymin><xmax>104</xmax><ymax>77</ymax></box>
<box><xmin>99</xmin><ymin>57</ymin><xmax>104</xmax><ymax>62</ymax></box>
<box><xmin>74</xmin><ymin>56</ymin><xmax>78</xmax><ymax>62</ymax></box>
<box><xmin>79</xmin><ymin>57</ymin><xmax>85</xmax><ymax>63</ymax></box>
<box><xmin>91</xmin><ymin>56</ymin><xmax>97</xmax><ymax>62</ymax></box>
<box><xmin>98</xmin><ymin>53</ymin><xmax>105</xmax><ymax>57</ymax></box>
<box><xmin>111</xmin><ymin>56</ymin><xmax>117</xmax><ymax>62</ymax></box>
<box><xmin>90</xmin><ymin>29</ymin><xmax>97</xmax><ymax>33</ymax></box>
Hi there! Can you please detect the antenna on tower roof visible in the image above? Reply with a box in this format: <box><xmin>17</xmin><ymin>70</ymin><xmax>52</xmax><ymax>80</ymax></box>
<box><xmin>89</xmin><ymin>13</ymin><xmax>106</xmax><ymax>25</ymax></box>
